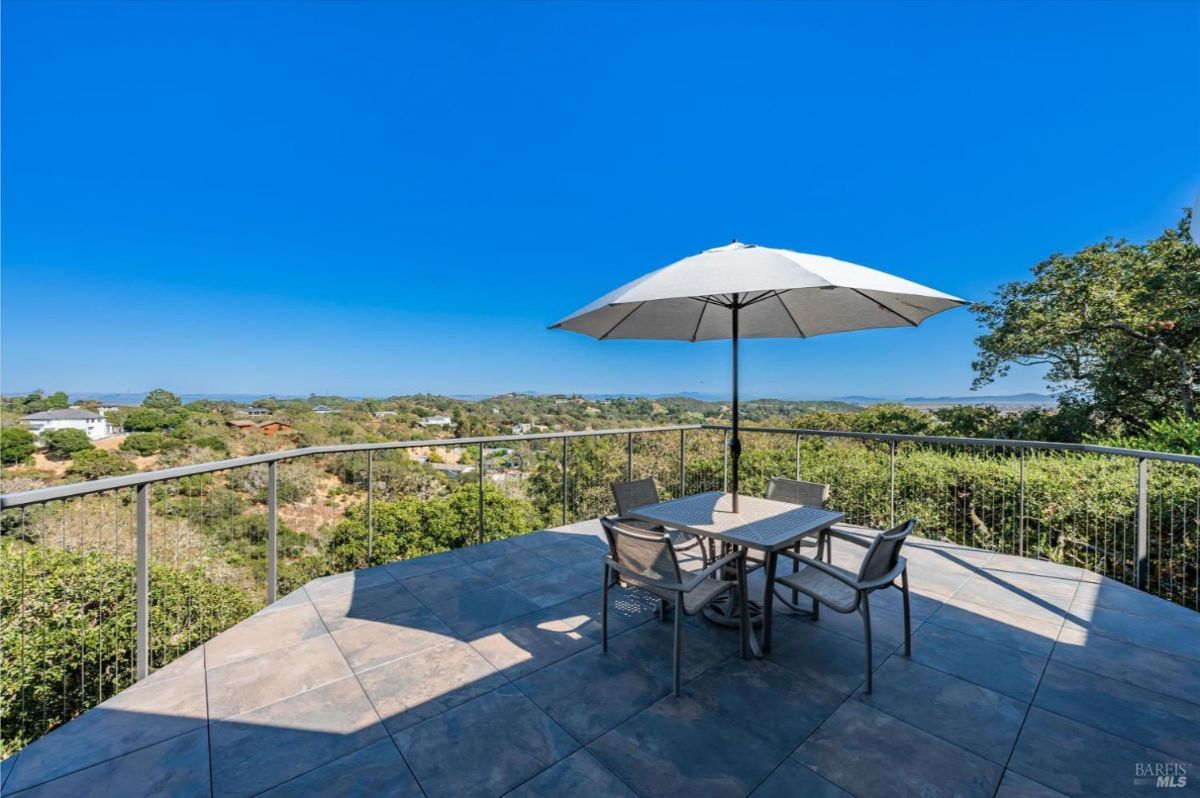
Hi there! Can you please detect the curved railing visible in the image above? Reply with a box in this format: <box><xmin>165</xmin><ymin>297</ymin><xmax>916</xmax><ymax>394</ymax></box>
<box><xmin>1</xmin><ymin>423</ymin><xmax>1197</xmax><ymax>755</ymax></box>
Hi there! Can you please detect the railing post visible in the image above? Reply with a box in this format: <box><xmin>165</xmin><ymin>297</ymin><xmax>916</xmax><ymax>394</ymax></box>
<box><xmin>888</xmin><ymin>440</ymin><xmax>896</xmax><ymax>528</ymax></box>
<box><xmin>136</xmin><ymin>483</ymin><xmax>149</xmax><ymax>681</ymax></box>
<box><xmin>267</xmin><ymin>461</ymin><xmax>278</xmax><ymax>604</ymax></box>
<box><xmin>1018</xmin><ymin>448</ymin><xmax>1025</xmax><ymax>558</ymax></box>
<box><xmin>626</xmin><ymin>432</ymin><xmax>633</xmax><ymax>481</ymax></box>
<box><xmin>366</xmin><ymin>451</ymin><xmax>374</xmax><ymax>563</ymax></box>
<box><xmin>795</xmin><ymin>434</ymin><xmax>801</xmax><ymax>480</ymax></box>
<box><xmin>561</xmin><ymin>437</ymin><xmax>569</xmax><ymax>525</ymax></box>
<box><xmin>722</xmin><ymin>429</ymin><xmax>730</xmax><ymax>493</ymax></box>
<box><xmin>478</xmin><ymin>442</ymin><xmax>485</xmax><ymax>545</ymax></box>
<box><xmin>1136</xmin><ymin>457</ymin><xmax>1149</xmax><ymax>591</ymax></box>
<box><xmin>679</xmin><ymin>429</ymin><xmax>686</xmax><ymax>497</ymax></box>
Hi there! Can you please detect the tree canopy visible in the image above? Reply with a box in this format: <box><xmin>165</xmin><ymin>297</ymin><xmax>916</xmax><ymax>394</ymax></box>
<box><xmin>1</xmin><ymin>428</ymin><xmax>36</xmax><ymax>466</ymax></box>
<box><xmin>142</xmin><ymin>388</ymin><xmax>182</xmax><ymax>410</ymax></box>
<box><xmin>972</xmin><ymin>209</ymin><xmax>1199</xmax><ymax>432</ymax></box>
<box><xmin>40</xmin><ymin>428</ymin><xmax>94</xmax><ymax>458</ymax></box>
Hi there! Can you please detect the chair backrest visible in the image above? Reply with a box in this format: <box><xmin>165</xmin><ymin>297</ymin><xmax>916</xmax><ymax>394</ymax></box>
<box><xmin>600</xmin><ymin>517</ymin><xmax>681</xmax><ymax>586</ymax></box>
<box><xmin>767</xmin><ymin>477</ymin><xmax>830</xmax><ymax>508</ymax></box>
<box><xmin>857</xmin><ymin>519</ymin><xmax>915</xmax><ymax>584</ymax></box>
<box><xmin>612</xmin><ymin>478</ymin><xmax>659</xmax><ymax>516</ymax></box>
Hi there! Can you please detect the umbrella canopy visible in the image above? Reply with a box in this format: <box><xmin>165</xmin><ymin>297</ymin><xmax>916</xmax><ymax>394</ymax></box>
<box><xmin>550</xmin><ymin>241</ymin><xmax>966</xmax><ymax>511</ymax></box>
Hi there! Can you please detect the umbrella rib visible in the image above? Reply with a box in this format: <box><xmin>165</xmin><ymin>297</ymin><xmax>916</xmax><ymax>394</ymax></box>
<box><xmin>690</xmin><ymin>298</ymin><xmax>708</xmax><ymax>342</ymax></box>
<box><xmin>598</xmin><ymin>302</ymin><xmax>646</xmax><ymax>340</ymax></box>
<box><xmin>775</xmin><ymin>291</ymin><xmax>806</xmax><ymax>338</ymax></box>
<box><xmin>849</xmin><ymin>288</ymin><xmax>919</xmax><ymax>327</ymax></box>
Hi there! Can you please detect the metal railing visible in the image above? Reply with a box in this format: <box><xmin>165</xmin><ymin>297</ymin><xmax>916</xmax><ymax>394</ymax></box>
<box><xmin>1</xmin><ymin>422</ymin><xmax>1197</xmax><ymax>755</ymax></box>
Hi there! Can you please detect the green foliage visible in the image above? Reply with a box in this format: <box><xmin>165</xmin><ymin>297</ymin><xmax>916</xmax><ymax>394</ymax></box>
<box><xmin>1</xmin><ymin>427</ymin><xmax>37</xmax><ymax>465</ymax></box>
<box><xmin>0</xmin><ymin>543</ymin><xmax>259</xmax><ymax>755</ymax></box>
<box><xmin>1097</xmin><ymin>416</ymin><xmax>1200</xmax><ymax>456</ymax></box>
<box><xmin>324</xmin><ymin>484</ymin><xmax>541</xmax><ymax>572</ymax></box>
<box><xmin>142</xmin><ymin>388</ymin><xmax>182</xmax><ymax>410</ymax></box>
<box><xmin>66</xmin><ymin>449</ymin><xmax>135</xmax><ymax>479</ymax></box>
<box><xmin>224</xmin><ymin>463</ymin><xmax>315</xmax><ymax>504</ymax></box>
<box><xmin>847</xmin><ymin>404</ymin><xmax>935</xmax><ymax>435</ymax></box>
<box><xmin>120</xmin><ymin>407</ymin><xmax>174</xmax><ymax>432</ymax></box>
<box><xmin>973</xmin><ymin>208</ymin><xmax>1200</xmax><ymax>431</ymax></box>
<box><xmin>44</xmin><ymin>392</ymin><xmax>70</xmax><ymax>410</ymax></box>
<box><xmin>120</xmin><ymin>432</ymin><xmax>166</xmax><ymax>455</ymax></box>
<box><xmin>191</xmin><ymin>435</ymin><xmax>230</xmax><ymax>455</ymax></box>
<box><xmin>41</xmin><ymin>428</ymin><xmax>94</xmax><ymax>458</ymax></box>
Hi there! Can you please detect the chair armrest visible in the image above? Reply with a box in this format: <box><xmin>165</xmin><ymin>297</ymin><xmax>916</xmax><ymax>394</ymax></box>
<box><xmin>680</xmin><ymin>548</ymin><xmax>745</xmax><ymax>591</ymax></box>
<box><xmin>784</xmin><ymin>553</ymin><xmax>861</xmax><ymax>589</ymax></box>
<box><xmin>603</xmin><ymin>556</ymin><xmax>689</xmax><ymax>593</ymax></box>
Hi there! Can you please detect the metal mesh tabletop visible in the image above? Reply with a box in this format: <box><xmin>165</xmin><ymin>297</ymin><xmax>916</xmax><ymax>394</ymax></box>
<box><xmin>628</xmin><ymin>491</ymin><xmax>844</xmax><ymax>551</ymax></box>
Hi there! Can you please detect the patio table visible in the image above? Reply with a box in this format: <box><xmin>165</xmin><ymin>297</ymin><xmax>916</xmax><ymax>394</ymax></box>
<box><xmin>628</xmin><ymin>491</ymin><xmax>844</xmax><ymax>655</ymax></box>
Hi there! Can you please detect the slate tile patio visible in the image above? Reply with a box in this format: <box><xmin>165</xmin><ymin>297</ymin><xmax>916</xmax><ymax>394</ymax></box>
<box><xmin>4</xmin><ymin>520</ymin><xmax>1198</xmax><ymax>797</ymax></box>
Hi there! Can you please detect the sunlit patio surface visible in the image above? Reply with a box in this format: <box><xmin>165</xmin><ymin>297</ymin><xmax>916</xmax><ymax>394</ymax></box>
<box><xmin>3</xmin><ymin>521</ymin><xmax>1198</xmax><ymax>798</ymax></box>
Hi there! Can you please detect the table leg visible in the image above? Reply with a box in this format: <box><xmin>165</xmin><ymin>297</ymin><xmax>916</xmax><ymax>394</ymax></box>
<box><xmin>761</xmin><ymin>551</ymin><xmax>778</xmax><ymax>655</ymax></box>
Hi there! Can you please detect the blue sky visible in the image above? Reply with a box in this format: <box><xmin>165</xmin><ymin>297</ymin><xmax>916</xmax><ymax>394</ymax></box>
<box><xmin>3</xmin><ymin>1</ymin><xmax>1197</xmax><ymax>400</ymax></box>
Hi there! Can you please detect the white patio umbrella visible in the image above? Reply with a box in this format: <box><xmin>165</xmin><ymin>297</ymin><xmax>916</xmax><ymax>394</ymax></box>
<box><xmin>550</xmin><ymin>241</ymin><xmax>966</xmax><ymax>512</ymax></box>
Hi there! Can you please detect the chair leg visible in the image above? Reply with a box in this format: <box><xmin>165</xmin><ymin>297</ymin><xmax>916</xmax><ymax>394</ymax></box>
<box><xmin>901</xmin><ymin>568</ymin><xmax>912</xmax><ymax>657</ymax></box>
<box><xmin>601</xmin><ymin>564</ymin><xmax>610</xmax><ymax>652</ymax></box>
<box><xmin>790</xmin><ymin>546</ymin><xmax>800</xmax><ymax>607</ymax></box>
<box><xmin>859</xmin><ymin>590</ymin><xmax>878</xmax><ymax>691</ymax></box>
<box><xmin>673</xmin><ymin>593</ymin><xmax>683</xmax><ymax>697</ymax></box>
<box><xmin>861</xmin><ymin>593</ymin><xmax>873</xmax><ymax>694</ymax></box>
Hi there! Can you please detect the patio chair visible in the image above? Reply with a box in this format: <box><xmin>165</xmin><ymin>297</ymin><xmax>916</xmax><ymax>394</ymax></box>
<box><xmin>600</xmin><ymin>517</ymin><xmax>750</xmax><ymax>695</ymax></box>
<box><xmin>773</xmin><ymin>519</ymin><xmax>915</xmax><ymax>694</ymax></box>
<box><xmin>611</xmin><ymin>478</ymin><xmax>705</xmax><ymax>559</ymax></box>
<box><xmin>766</xmin><ymin>477</ymin><xmax>831</xmax><ymax>607</ymax></box>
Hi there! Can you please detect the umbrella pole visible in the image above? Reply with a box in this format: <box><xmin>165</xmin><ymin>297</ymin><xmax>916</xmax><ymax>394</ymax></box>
<box><xmin>731</xmin><ymin>301</ymin><xmax>740</xmax><ymax>513</ymax></box>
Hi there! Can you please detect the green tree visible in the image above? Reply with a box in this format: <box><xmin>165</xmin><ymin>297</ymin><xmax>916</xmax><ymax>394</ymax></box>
<box><xmin>41</xmin><ymin>428</ymin><xmax>94</xmax><ymax>458</ymax></box>
<box><xmin>44</xmin><ymin>391</ymin><xmax>70</xmax><ymax>410</ymax></box>
<box><xmin>324</xmin><ymin>484</ymin><xmax>541</xmax><ymax>572</ymax></box>
<box><xmin>1</xmin><ymin>427</ymin><xmax>37</xmax><ymax>465</ymax></box>
<box><xmin>121</xmin><ymin>408</ymin><xmax>172</xmax><ymax>431</ymax></box>
<box><xmin>973</xmin><ymin>209</ymin><xmax>1199</xmax><ymax>432</ymax></box>
<box><xmin>849</xmin><ymin>404</ymin><xmax>935</xmax><ymax>435</ymax></box>
<box><xmin>142</xmin><ymin>388</ymin><xmax>182</xmax><ymax>410</ymax></box>
<box><xmin>66</xmin><ymin>449</ymin><xmax>135</xmax><ymax>479</ymax></box>
<box><xmin>119</xmin><ymin>432</ymin><xmax>164</xmax><ymax>455</ymax></box>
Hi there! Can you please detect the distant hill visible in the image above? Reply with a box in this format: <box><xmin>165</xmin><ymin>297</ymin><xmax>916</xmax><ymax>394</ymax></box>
<box><xmin>832</xmin><ymin>392</ymin><xmax>1054</xmax><ymax>407</ymax></box>
<box><xmin>902</xmin><ymin>393</ymin><xmax>1055</xmax><ymax>406</ymax></box>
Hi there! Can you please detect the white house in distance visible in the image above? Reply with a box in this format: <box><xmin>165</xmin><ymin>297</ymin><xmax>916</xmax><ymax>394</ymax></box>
<box><xmin>419</xmin><ymin>415</ymin><xmax>453</xmax><ymax>427</ymax></box>
<box><xmin>21</xmin><ymin>408</ymin><xmax>116</xmax><ymax>440</ymax></box>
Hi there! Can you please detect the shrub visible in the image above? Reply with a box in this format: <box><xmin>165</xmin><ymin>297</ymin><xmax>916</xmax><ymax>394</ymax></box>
<box><xmin>41</xmin><ymin>428</ymin><xmax>93</xmax><ymax>458</ymax></box>
<box><xmin>1</xmin><ymin>427</ymin><xmax>36</xmax><ymax>465</ymax></box>
<box><xmin>66</xmin><ymin>449</ymin><xmax>135</xmax><ymax>480</ymax></box>
<box><xmin>120</xmin><ymin>432</ymin><xmax>165</xmax><ymax>456</ymax></box>
<box><xmin>0</xmin><ymin>543</ymin><xmax>259</xmax><ymax>755</ymax></box>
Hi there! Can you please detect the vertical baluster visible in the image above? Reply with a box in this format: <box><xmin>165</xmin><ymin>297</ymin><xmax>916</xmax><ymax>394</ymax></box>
<box><xmin>267</xmin><ymin>462</ymin><xmax>278</xmax><ymax>604</ymax></box>
<box><xmin>626</xmin><ymin>432</ymin><xmax>633</xmax><ymax>481</ymax></box>
<box><xmin>722</xmin><ymin>429</ymin><xmax>730</xmax><ymax>493</ymax></box>
<box><xmin>679</xmin><ymin>429</ymin><xmax>686</xmax><ymax>497</ymax></box>
<box><xmin>889</xmin><ymin>440</ymin><xmax>896</xmax><ymax>528</ymax></box>
<box><xmin>1018</xmin><ymin>448</ymin><xmax>1026</xmax><ymax>559</ymax></box>
<box><xmin>136</xmin><ymin>484</ymin><xmax>149</xmax><ymax>681</ymax></box>
<box><xmin>366</xmin><ymin>450</ymin><xmax>374</xmax><ymax>564</ymax></box>
<box><xmin>1136</xmin><ymin>457</ymin><xmax>1148</xmax><ymax>591</ymax></box>
<box><xmin>478</xmin><ymin>442</ymin><xmax>486</xmax><ymax>545</ymax></box>
<box><xmin>561</xmin><ymin>437</ymin><xmax>569</xmax><ymax>525</ymax></box>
